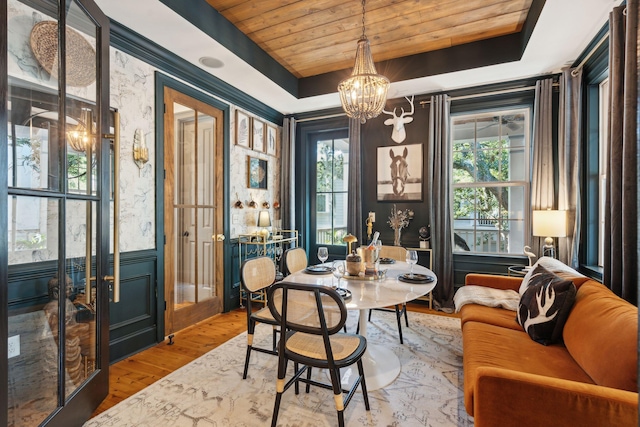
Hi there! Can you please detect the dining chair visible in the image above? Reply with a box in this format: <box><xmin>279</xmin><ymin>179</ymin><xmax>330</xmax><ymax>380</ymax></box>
<box><xmin>368</xmin><ymin>245</ymin><xmax>410</xmax><ymax>344</ymax></box>
<box><xmin>240</xmin><ymin>256</ymin><xmax>279</xmax><ymax>379</ymax></box>
<box><xmin>267</xmin><ymin>281</ymin><xmax>370</xmax><ymax>427</ymax></box>
<box><xmin>284</xmin><ymin>247</ymin><xmax>308</xmax><ymax>275</ymax></box>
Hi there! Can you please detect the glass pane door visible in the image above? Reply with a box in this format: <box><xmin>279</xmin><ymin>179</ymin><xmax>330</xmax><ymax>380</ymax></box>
<box><xmin>4</xmin><ymin>0</ymin><xmax>111</xmax><ymax>425</ymax></box>
<box><xmin>164</xmin><ymin>88</ymin><xmax>224</xmax><ymax>335</ymax></box>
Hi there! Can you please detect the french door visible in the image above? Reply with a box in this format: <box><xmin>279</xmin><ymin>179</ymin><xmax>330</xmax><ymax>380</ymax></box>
<box><xmin>163</xmin><ymin>87</ymin><xmax>225</xmax><ymax>335</ymax></box>
<box><xmin>2</xmin><ymin>0</ymin><xmax>112</xmax><ymax>426</ymax></box>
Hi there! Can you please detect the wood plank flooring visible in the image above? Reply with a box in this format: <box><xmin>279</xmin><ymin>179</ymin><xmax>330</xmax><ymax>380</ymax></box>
<box><xmin>92</xmin><ymin>303</ymin><xmax>458</xmax><ymax>417</ymax></box>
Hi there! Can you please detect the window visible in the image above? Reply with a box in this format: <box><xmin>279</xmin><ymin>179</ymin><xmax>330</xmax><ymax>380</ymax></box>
<box><xmin>451</xmin><ymin>109</ymin><xmax>530</xmax><ymax>254</ymax></box>
<box><xmin>315</xmin><ymin>135</ymin><xmax>349</xmax><ymax>246</ymax></box>
<box><xmin>598</xmin><ymin>78</ymin><xmax>609</xmax><ymax>267</ymax></box>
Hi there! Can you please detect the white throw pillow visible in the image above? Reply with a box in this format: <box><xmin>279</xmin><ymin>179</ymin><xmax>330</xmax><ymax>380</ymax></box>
<box><xmin>518</xmin><ymin>256</ymin><xmax>584</xmax><ymax>295</ymax></box>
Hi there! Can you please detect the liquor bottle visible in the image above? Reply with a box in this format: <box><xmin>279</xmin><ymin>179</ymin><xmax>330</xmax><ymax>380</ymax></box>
<box><xmin>367</xmin><ymin>231</ymin><xmax>380</xmax><ymax>249</ymax></box>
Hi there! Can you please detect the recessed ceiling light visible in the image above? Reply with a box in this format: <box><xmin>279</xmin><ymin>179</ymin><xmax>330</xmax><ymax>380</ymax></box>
<box><xmin>199</xmin><ymin>56</ymin><xmax>224</xmax><ymax>69</ymax></box>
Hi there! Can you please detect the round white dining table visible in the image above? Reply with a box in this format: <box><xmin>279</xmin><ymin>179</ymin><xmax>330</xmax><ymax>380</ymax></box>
<box><xmin>286</xmin><ymin>261</ymin><xmax>437</xmax><ymax>390</ymax></box>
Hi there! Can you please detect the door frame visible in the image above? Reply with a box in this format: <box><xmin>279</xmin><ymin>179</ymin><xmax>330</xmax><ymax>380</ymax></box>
<box><xmin>154</xmin><ymin>73</ymin><xmax>231</xmax><ymax>339</ymax></box>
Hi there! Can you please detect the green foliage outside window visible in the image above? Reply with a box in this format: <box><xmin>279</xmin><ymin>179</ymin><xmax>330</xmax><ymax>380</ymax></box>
<box><xmin>452</xmin><ymin>110</ymin><xmax>529</xmax><ymax>254</ymax></box>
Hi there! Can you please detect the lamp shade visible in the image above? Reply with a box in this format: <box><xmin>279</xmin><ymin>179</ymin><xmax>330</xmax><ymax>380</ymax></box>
<box><xmin>257</xmin><ymin>210</ymin><xmax>271</xmax><ymax>227</ymax></box>
<box><xmin>532</xmin><ymin>210</ymin><xmax>567</xmax><ymax>238</ymax></box>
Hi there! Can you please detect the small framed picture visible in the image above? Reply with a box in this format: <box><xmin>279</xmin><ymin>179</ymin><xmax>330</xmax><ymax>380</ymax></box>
<box><xmin>235</xmin><ymin>110</ymin><xmax>250</xmax><ymax>147</ymax></box>
<box><xmin>252</xmin><ymin>119</ymin><xmax>265</xmax><ymax>152</ymax></box>
<box><xmin>248</xmin><ymin>156</ymin><xmax>268</xmax><ymax>189</ymax></box>
<box><xmin>266</xmin><ymin>124</ymin><xmax>277</xmax><ymax>156</ymax></box>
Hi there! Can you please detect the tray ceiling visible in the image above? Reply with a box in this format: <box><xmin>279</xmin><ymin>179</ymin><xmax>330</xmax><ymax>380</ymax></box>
<box><xmin>206</xmin><ymin>0</ymin><xmax>534</xmax><ymax>79</ymax></box>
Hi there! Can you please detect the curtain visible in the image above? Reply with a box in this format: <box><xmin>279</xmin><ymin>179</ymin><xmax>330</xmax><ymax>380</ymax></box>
<box><xmin>557</xmin><ymin>68</ymin><xmax>582</xmax><ymax>268</ymax></box>
<box><xmin>280</xmin><ymin>117</ymin><xmax>296</xmax><ymax>232</ymax></box>
<box><xmin>604</xmin><ymin>2</ymin><xmax>638</xmax><ymax>304</ymax></box>
<box><xmin>426</xmin><ymin>94</ymin><xmax>454</xmax><ymax>310</ymax></box>
<box><xmin>347</xmin><ymin>118</ymin><xmax>363</xmax><ymax>246</ymax></box>
<box><xmin>530</xmin><ymin>78</ymin><xmax>555</xmax><ymax>257</ymax></box>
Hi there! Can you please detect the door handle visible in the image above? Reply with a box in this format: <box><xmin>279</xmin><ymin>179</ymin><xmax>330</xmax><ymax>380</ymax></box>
<box><xmin>104</xmin><ymin>111</ymin><xmax>120</xmax><ymax>303</ymax></box>
<box><xmin>214</xmin><ymin>234</ymin><xmax>225</xmax><ymax>241</ymax></box>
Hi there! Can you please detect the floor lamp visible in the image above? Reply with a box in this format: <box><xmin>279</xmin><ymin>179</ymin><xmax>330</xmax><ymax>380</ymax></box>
<box><xmin>532</xmin><ymin>210</ymin><xmax>567</xmax><ymax>258</ymax></box>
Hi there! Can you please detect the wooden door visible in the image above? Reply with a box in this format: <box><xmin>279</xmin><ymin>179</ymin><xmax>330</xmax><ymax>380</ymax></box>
<box><xmin>164</xmin><ymin>87</ymin><xmax>224</xmax><ymax>335</ymax></box>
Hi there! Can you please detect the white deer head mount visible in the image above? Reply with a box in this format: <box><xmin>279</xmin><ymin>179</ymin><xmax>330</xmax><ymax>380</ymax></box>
<box><xmin>383</xmin><ymin>95</ymin><xmax>414</xmax><ymax>143</ymax></box>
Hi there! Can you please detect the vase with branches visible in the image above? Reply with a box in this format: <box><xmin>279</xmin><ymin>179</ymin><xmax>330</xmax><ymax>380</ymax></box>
<box><xmin>387</xmin><ymin>204</ymin><xmax>413</xmax><ymax>246</ymax></box>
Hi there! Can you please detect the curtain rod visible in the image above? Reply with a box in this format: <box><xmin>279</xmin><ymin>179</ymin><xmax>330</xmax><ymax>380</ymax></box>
<box><xmin>418</xmin><ymin>84</ymin><xmax>546</xmax><ymax>105</ymax></box>
<box><xmin>294</xmin><ymin>112</ymin><xmax>345</xmax><ymax>123</ymax></box>
<box><xmin>571</xmin><ymin>31</ymin><xmax>609</xmax><ymax>76</ymax></box>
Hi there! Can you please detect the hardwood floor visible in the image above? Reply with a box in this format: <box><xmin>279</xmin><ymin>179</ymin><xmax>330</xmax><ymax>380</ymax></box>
<box><xmin>92</xmin><ymin>303</ymin><xmax>458</xmax><ymax>417</ymax></box>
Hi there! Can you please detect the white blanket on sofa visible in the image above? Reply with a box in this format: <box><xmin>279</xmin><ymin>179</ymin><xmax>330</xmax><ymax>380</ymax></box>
<box><xmin>453</xmin><ymin>285</ymin><xmax>520</xmax><ymax>313</ymax></box>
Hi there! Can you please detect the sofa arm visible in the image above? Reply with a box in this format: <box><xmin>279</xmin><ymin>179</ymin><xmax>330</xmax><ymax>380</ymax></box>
<box><xmin>465</xmin><ymin>274</ymin><xmax>523</xmax><ymax>291</ymax></box>
<box><xmin>474</xmin><ymin>366</ymin><xmax>638</xmax><ymax>427</ymax></box>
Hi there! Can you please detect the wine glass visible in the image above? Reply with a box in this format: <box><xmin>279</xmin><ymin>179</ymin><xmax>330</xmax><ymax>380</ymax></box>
<box><xmin>317</xmin><ymin>247</ymin><xmax>328</xmax><ymax>265</ymax></box>
<box><xmin>406</xmin><ymin>250</ymin><xmax>418</xmax><ymax>278</ymax></box>
<box><xmin>332</xmin><ymin>260</ymin><xmax>345</xmax><ymax>289</ymax></box>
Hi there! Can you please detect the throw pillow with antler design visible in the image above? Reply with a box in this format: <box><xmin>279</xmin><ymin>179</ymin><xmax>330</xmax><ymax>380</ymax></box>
<box><xmin>516</xmin><ymin>264</ymin><xmax>577</xmax><ymax>345</ymax></box>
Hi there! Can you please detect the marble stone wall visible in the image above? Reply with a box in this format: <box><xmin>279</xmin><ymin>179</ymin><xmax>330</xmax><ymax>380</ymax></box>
<box><xmin>7</xmin><ymin>0</ymin><xmax>281</xmax><ymax>262</ymax></box>
<box><xmin>228</xmin><ymin>108</ymin><xmax>281</xmax><ymax>238</ymax></box>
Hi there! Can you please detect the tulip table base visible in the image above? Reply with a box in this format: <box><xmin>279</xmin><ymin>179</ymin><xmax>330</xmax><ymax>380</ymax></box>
<box><xmin>334</xmin><ymin>308</ymin><xmax>401</xmax><ymax>391</ymax></box>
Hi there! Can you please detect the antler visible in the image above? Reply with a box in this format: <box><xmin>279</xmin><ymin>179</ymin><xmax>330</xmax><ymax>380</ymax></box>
<box><xmin>400</xmin><ymin>95</ymin><xmax>415</xmax><ymax>117</ymax></box>
<box><xmin>521</xmin><ymin>283</ymin><xmax>558</xmax><ymax>332</ymax></box>
<box><xmin>382</xmin><ymin>107</ymin><xmax>397</xmax><ymax>117</ymax></box>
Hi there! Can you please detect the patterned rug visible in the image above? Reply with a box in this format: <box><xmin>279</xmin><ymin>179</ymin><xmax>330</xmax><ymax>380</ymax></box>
<box><xmin>86</xmin><ymin>311</ymin><xmax>474</xmax><ymax>427</ymax></box>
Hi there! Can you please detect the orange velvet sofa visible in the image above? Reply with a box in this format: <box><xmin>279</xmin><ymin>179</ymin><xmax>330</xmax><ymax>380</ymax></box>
<box><xmin>459</xmin><ymin>268</ymin><xmax>638</xmax><ymax>427</ymax></box>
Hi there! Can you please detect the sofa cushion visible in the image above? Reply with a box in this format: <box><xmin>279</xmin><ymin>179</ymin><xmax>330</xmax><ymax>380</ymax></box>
<box><xmin>462</xmin><ymin>321</ymin><xmax>595</xmax><ymax>415</ymax></box>
<box><xmin>563</xmin><ymin>281</ymin><xmax>638</xmax><ymax>392</ymax></box>
<box><xmin>460</xmin><ymin>304</ymin><xmax>523</xmax><ymax>331</ymax></box>
<box><xmin>516</xmin><ymin>264</ymin><xmax>577</xmax><ymax>345</ymax></box>
<box><xmin>518</xmin><ymin>256</ymin><xmax>588</xmax><ymax>294</ymax></box>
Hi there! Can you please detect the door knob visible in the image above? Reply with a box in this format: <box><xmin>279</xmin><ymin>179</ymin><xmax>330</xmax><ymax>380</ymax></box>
<box><xmin>215</xmin><ymin>234</ymin><xmax>225</xmax><ymax>241</ymax></box>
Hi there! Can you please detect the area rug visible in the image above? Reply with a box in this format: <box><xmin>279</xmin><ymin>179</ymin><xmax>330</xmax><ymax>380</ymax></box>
<box><xmin>86</xmin><ymin>311</ymin><xmax>474</xmax><ymax>427</ymax></box>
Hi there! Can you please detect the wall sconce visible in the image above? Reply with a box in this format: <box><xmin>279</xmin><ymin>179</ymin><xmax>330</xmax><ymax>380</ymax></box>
<box><xmin>532</xmin><ymin>210</ymin><xmax>567</xmax><ymax>258</ymax></box>
<box><xmin>133</xmin><ymin>128</ymin><xmax>149</xmax><ymax>169</ymax></box>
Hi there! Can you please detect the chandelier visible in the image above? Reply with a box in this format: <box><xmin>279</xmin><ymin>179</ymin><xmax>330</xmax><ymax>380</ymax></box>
<box><xmin>338</xmin><ymin>0</ymin><xmax>389</xmax><ymax>124</ymax></box>
<box><xmin>67</xmin><ymin>108</ymin><xmax>95</xmax><ymax>153</ymax></box>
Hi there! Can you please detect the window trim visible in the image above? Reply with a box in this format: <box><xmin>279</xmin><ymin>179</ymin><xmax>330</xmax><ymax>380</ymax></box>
<box><xmin>450</xmin><ymin>107</ymin><xmax>532</xmax><ymax>255</ymax></box>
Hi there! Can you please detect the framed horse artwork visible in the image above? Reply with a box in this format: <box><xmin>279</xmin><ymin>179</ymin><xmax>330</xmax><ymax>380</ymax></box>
<box><xmin>376</xmin><ymin>144</ymin><xmax>423</xmax><ymax>201</ymax></box>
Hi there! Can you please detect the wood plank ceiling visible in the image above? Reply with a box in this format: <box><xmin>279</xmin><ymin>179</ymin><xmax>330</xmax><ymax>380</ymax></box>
<box><xmin>205</xmin><ymin>0</ymin><xmax>534</xmax><ymax>79</ymax></box>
